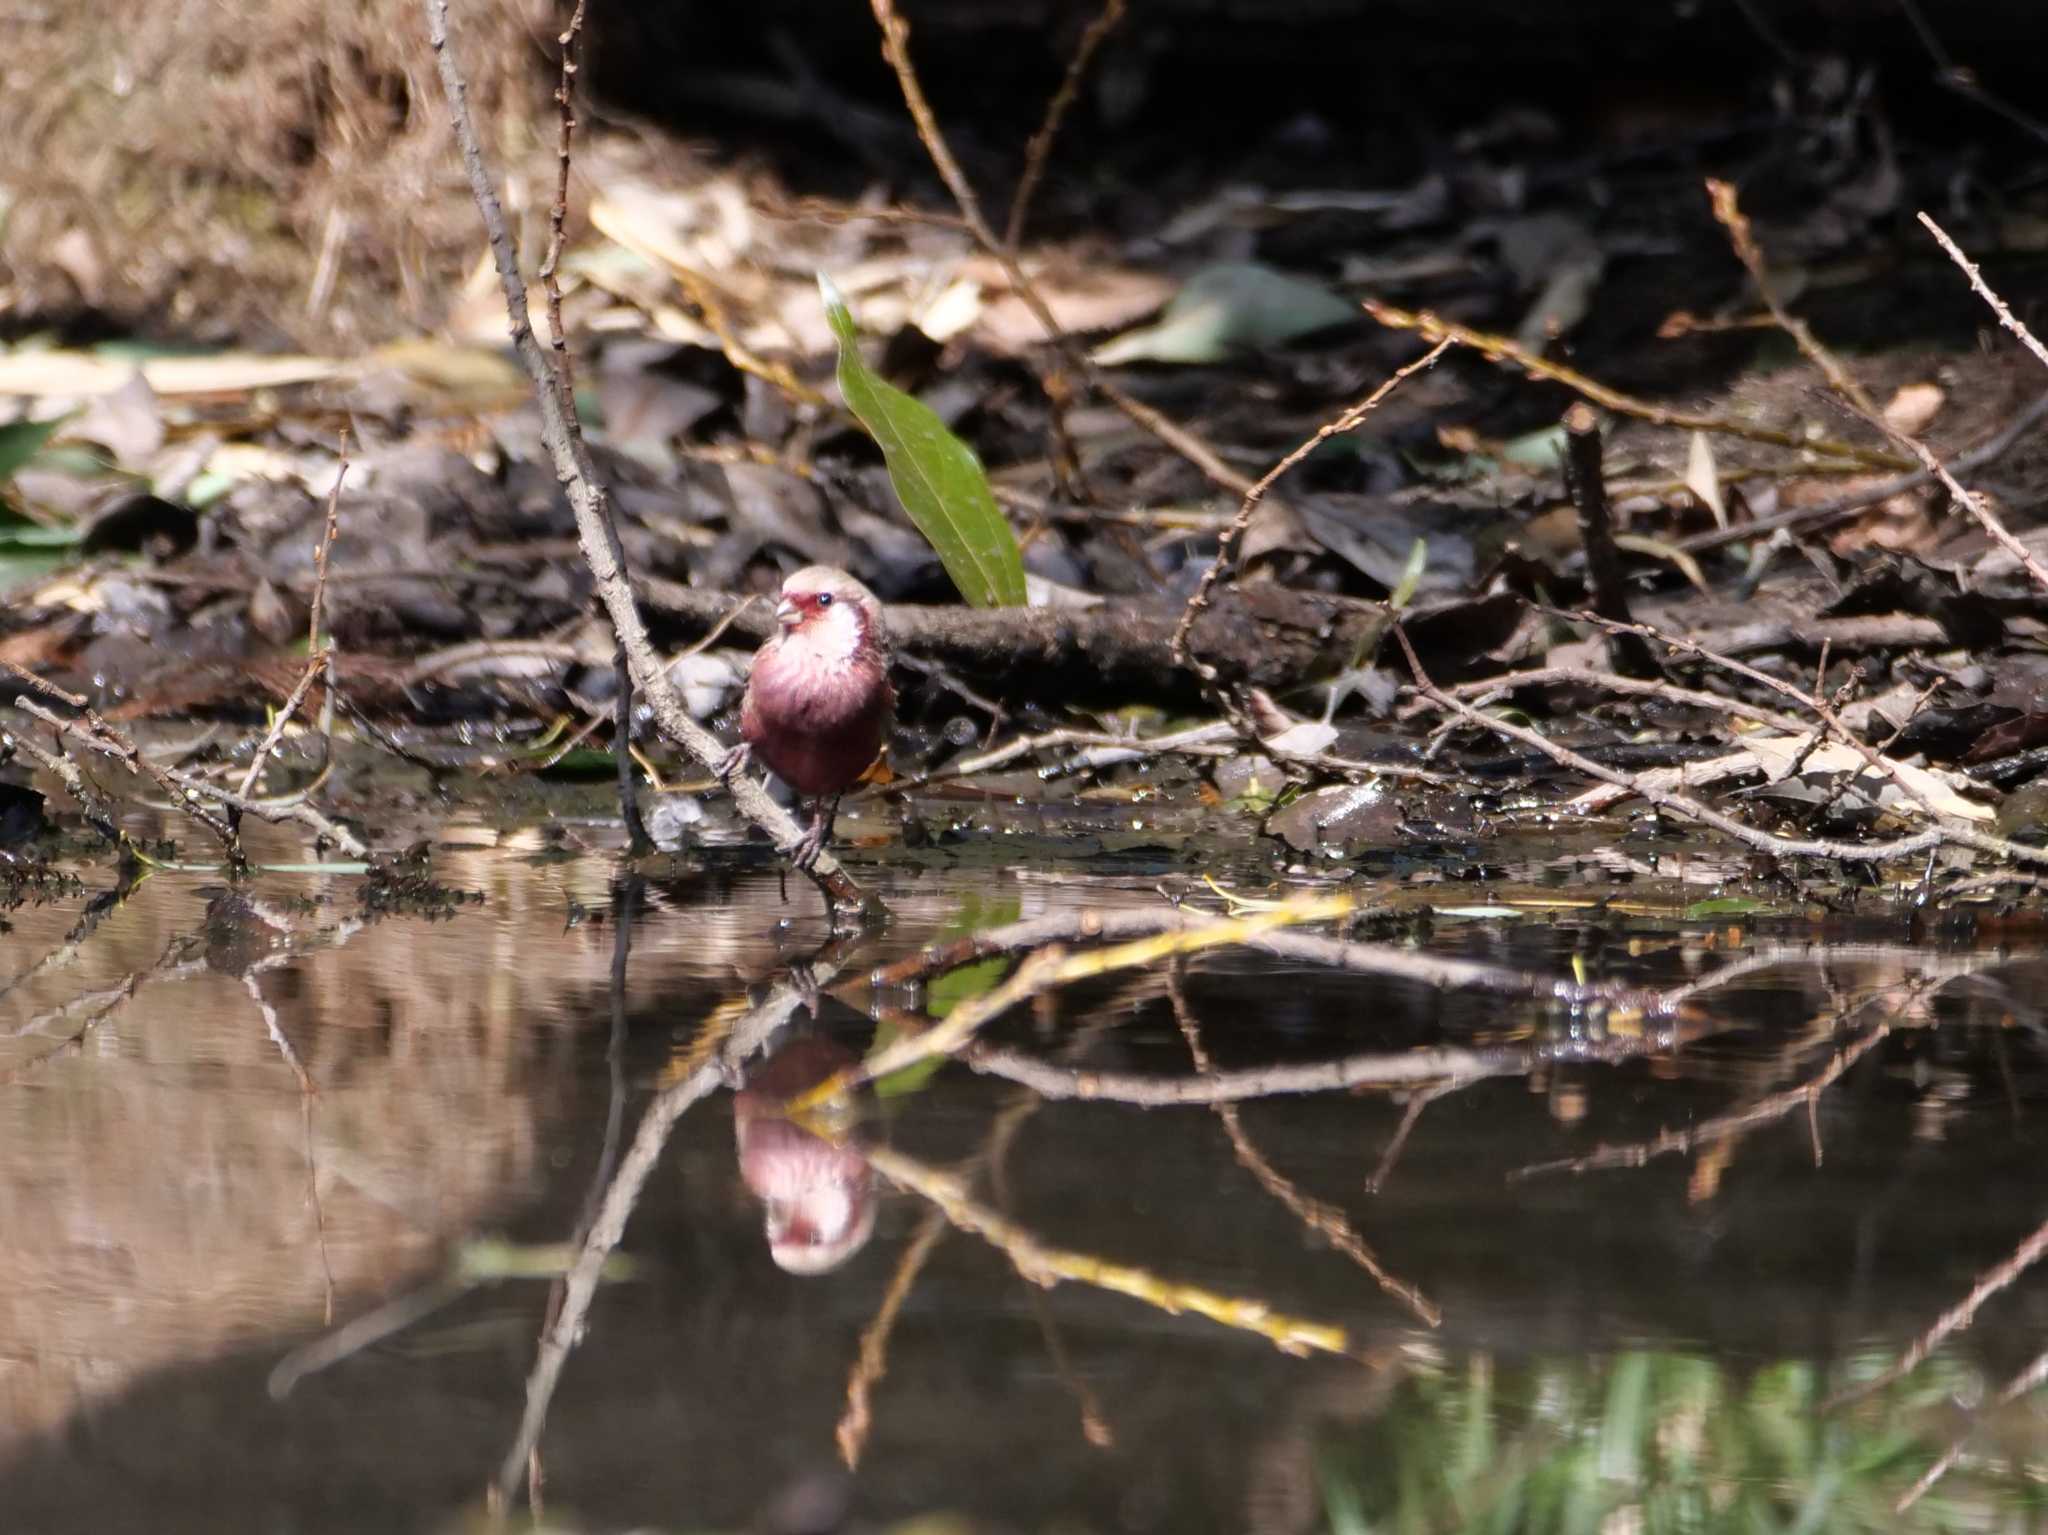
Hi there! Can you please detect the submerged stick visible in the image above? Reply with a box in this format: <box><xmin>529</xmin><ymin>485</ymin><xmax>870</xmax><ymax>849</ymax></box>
<box><xmin>796</xmin><ymin>896</ymin><xmax>1360</xmax><ymax>1111</ymax></box>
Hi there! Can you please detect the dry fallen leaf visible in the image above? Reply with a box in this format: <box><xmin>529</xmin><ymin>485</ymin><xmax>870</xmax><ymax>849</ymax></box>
<box><xmin>1882</xmin><ymin>381</ymin><xmax>1944</xmax><ymax>436</ymax></box>
<box><xmin>0</xmin><ymin>351</ymin><xmax>341</xmax><ymax>398</ymax></box>
<box><xmin>1684</xmin><ymin>431</ymin><xmax>1726</xmax><ymax>529</ymax></box>
<box><xmin>1742</xmin><ymin>734</ymin><xmax>1993</xmax><ymax>822</ymax></box>
<box><xmin>977</xmin><ymin>264</ymin><xmax>1176</xmax><ymax>355</ymax></box>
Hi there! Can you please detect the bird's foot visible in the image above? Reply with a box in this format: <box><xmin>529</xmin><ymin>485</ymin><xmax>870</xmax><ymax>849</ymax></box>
<box><xmin>789</xmin><ymin>796</ymin><xmax>839</xmax><ymax>872</ymax></box>
<box><xmin>714</xmin><ymin>741</ymin><xmax>751</xmax><ymax>787</ymax></box>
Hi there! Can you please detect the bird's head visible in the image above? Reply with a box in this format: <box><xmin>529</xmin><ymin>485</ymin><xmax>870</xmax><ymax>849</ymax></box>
<box><xmin>773</xmin><ymin>566</ymin><xmax>885</xmax><ymax>664</ymax></box>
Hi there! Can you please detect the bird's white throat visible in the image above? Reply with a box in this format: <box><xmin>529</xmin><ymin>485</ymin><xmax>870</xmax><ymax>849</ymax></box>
<box><xmin>781</xmin><ymin>600</ymin><xmax>868</xmax><ymax>670</ymax></box>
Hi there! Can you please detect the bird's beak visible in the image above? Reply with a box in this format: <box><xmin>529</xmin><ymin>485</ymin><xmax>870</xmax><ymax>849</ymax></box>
<box><xmin>775</xmin><ymin>597</ymin><xmax>800</xmax><ymax>628</ymax></box>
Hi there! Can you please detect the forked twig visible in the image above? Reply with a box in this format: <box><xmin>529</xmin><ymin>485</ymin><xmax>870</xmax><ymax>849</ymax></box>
<box><xmin>1707</xmin><ymin>179</ymin><xmax>2048</xmax><ymax>596</ymax></box>
<box><xmin>1171</xmin><ymin>339</ymin><xmax>1452</xmax><ymax>678</ymax></box>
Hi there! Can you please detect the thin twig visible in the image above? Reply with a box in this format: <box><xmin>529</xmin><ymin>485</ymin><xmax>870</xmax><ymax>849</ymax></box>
<box><xmin>1674</xmin><ymin>386</ymin><xmax>2048</xmax><ymax>555</ymax></box>
<box><xmin>836</xmin><ymin>1207</ymin><xmax>947</xmax><ymax>1469</ymax></box>
<box><xmin>3</xmin><ymin>713</ymin><xmax>120</xmax><ymax>843</ymax></box>
<box><xmin>1830</xmin><ymin>1209</ymin><xmax>2048</xmax><ymax>1411</ymax></box>
<box><xmin>1394</xmin><ymin>625</ymin><xmax>2048</xmax><ymax>871</ymax></box>
<box><xmin>1541</xmin><ymin>605</ymin><xmax>1960</xmax><ymax>830</ymax></box>
<box><xmin>1364</xmin><ymin>1085</ymin><xmax>1453</xmax><ymax>1196</ymax></box>
<box><xmin>613</xmin><ymin>643</ymin><xmax>652</xmax><ymax>853</ymax></box>
<box><xmin>1450</xmin><ymin>665</ymin><xmax>1813</xmax><ymax>737</ymax></box>
<box><xmin>1363</xmin><ymin>299</ymin><xmax>1911</xmax><ymax>471</ymax></box>
<box><xmin>966</xmin><ymin>1023</ymin><xmax>1702</xmax><ymax>1106</ymax></box>
<box><xmin>420</xmin><ymin>0</ymin><xmax>864</xmax><ymax>911</ymax></box>
<box><xmin>6</xmin><ymin>674</ymin><xmax>241</xmax><ymax>861</ymax></box>
<box><xmin>868</xmin><ymin>903</ymin><xmax>1658</xmax><ymax>1012</ymax></box>
<box><xmin>1919</xmin><ymin>212</ymin><xmax>2048</xmax><ymax>376</ymax></box>
<box><xmin>793</xmin><ymin>895</ymin><xmax>1360</xmax><ymax>1111</ymax></box>
<box><xmin>1511</xmin><ymin>1012</ymin><xmax>1890</xmax><ymax>1179</ymax></box>
<box><xmin>1895</xmin><ymin>1346</ymin><xmax>2048</xmax><ymax>1512</ymax></box>
<box><xmin>1895</xmin><ymin>0</ymin><xmax>2048</xmax><ymax>149</ymax></box>
<box><xmin>539</xmin><ymin>0</ymin><xmax>587</xmax><ymax>409</ymax></box>
<box><xmin>489</xmin><ymin>962</ymin><xmax>831</xmax><ymax>1508</ymax></box>
<box><xmin>865</xmin><ymin>0</ymin><xmax>1252</xmax><ymax>501</ymax></box>
<box><xmin>13</xmin><ymin>697</ymin><xmax>369</xmax><ymax>859</ymax></box>
<box><xmin>1171</xmin><ymin>339</ymin><xmax>1452</xmax><ymax>678</ymax></box>
<box><xmin>237</xmin><ymin>431</ymin><xmax>348</xmax><ymax>801</ymax></box>
<box><xmin>1003</xmin><ymin>0</ymin><xmax>1127</xmax><ymax>249</ymax></box>
<box><xmin>1707</xmin><ymin>179</ymin><xmax>2048</xmax><ymax>596</ymax></box>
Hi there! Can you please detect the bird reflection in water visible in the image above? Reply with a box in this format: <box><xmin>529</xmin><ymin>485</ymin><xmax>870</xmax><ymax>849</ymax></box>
<box><xmin>734</xmin><ymin>1035</ymin><xmax>877</xmax><ymax>1274</ymax></box>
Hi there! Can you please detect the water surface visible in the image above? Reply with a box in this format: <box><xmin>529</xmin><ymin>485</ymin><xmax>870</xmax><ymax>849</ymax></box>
<box><xmin>4</xmin><ymin>826</ymin><xmax>2047</xmax><ymax>1533</ymax></box>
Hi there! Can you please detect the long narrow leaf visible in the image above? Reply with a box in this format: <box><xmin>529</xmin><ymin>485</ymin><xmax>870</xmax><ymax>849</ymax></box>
<box><xmin>819</xmin><ymin>274</ymin><xmax>1025</xmax><ymax>608</ymax></box>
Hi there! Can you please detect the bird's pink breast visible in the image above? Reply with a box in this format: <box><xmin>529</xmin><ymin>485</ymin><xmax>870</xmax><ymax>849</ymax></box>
<box><xmin>741</xmin><ymin>643</ymin><xmax>891</xmax><ymax>796</ymax></box>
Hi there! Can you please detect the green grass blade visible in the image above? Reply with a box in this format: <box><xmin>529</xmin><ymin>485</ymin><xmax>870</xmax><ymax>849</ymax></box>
<box><xmin>819</xmin><ymin>274</ymin><xmax>1025</xmax><ymax>608</ymax></box>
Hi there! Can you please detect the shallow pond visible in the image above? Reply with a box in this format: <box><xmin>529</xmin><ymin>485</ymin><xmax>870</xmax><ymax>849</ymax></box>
<box><xmin>5</xmin><ymin>816</ymin><xmax>2048</xmax><ymax>1534</ymax></box>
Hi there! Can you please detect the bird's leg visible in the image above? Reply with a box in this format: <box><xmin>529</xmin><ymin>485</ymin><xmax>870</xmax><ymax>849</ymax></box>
<box><xmin>791</xmin><ymin>793</ymin><xmax>840</xmax><ymax>871</ymax></box>
<box><xmin>714</xmin><ymin>740</ymin><xmax>751</xmax><ymax>787</ymax></box>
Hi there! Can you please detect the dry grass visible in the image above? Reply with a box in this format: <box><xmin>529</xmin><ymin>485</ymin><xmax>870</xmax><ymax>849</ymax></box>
<box><xmin>0</xmin><ymin>0</ymin><xmax>561</xmax><ymax>349</ymax></box>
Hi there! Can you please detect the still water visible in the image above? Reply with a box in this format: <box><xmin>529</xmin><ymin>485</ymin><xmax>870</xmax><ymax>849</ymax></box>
<box><xmin>4</xmin><ymin>823</ymin><xmax>2048</xmax><ymax>1533</ymax></box>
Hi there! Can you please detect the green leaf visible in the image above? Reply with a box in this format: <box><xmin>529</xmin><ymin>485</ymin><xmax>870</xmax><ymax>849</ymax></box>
<box><xmin>0</xmin><ymin>416</ymin><xmax>64</xmax><ymax>483</ymax></box>
<box><xmin>0</xmin><ymin>522</ymin><xmax>83</xmax><ymax>547</ymax></box>
<box><xmin>0</xmin><ymin>515</ymin><xmax>83</xmax><ymax>594</ymax></box>
<box><xmin>928</xmin><ymin>892</ymin><xmax>1022</xmax><ymax>1018</ymax></box>
<box><xmin>1681</xmin><ymin>895</ymin><xmax>1766</xmax><ymax>919</ymax></box>
<box><xmin>819</xmin><ymin>274</ymin><xmax>1025</xmax><ymax>608</ymax></box>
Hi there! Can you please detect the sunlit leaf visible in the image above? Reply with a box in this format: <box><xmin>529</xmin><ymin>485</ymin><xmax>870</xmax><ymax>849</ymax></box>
<box><xmin>819</xmin><ymin>274</ymin><xmax>1025</xmax><ymax>608</ymax></box>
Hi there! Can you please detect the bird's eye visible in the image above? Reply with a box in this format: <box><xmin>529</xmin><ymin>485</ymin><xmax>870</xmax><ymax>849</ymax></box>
<box><xmin>816</xmin><ymin>592</ymin><xmax>833</xmax><ymax>607</ymax></box>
